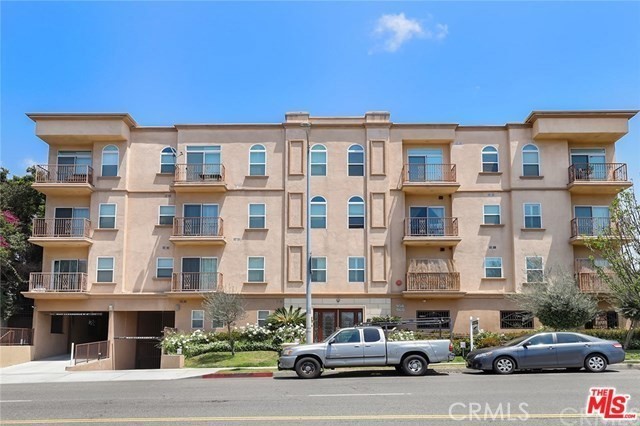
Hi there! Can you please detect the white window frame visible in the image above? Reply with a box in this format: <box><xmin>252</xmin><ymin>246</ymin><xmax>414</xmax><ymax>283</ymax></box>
<box><xmin>248</xmin><ymin>144</ymin><xmax>267</xmax><ymax>176</ymax></box>
<box><xmin>99</xmin><ymin>203</ymin><xmax>117</xmax><ymax>229</ymax></box>
<box><xmin>160</xmin><ymin>147</ymin><xmax>177</xmax><ymax>174</ymax></box>
<box><xmin>96</xmin><ymin>256</ymin><xmax>115</xmax><ymax>283</ymax></box>
<box><xmin>158</xmin><ymin>205</ymin><xmax>176</xmax><ymax>226</ymax></box>
<box><xmin>525</xmin><ymin>256</ymin><xmax>544</xmax><ymax>283</ymax></box>
<box><xmin>348</xmin><ymin>256</ymin><xmax>366</xmax><ymax>283</ymax></box>
<box><xmin>484</xmin><ymin>257</ymin><xmax>503</xmax><ymax>278</ymax></box>
<box><xmin>310</xmin><ymin>196</ymin><xmax>327</xmax><ymax>229</ymax></box>
<box><xmin>248</xmin><ymin>203</ymin><xmax>266</xmax><ymax>229</ymax></box>
<box><xmin>257</xmin><ymin>310</ymin><xmax>270</xmax><ymax>327</ymax></box>
<box><xmin>310</xmin><ymin>256</ymin><xmax>327</xmax><ymax>283</ymax></box>
<box><xmin>348</xmin><ymin>196</ymin><xmax>365</xmax><ymax>229</ymax></box>
<box><xmin>247</xmin><ymin>256</ymin><xmax>265</xmax><ymax>283</ymax></box>
<box><xmin>101</xmin><ymin>145</ymin><xmax>119</xmax><ymax>177</ymax></box>
<box><xmin>523</xmin><ymin>203</ymin><xmax>542</xmax><ymax>229</ymax></box>
<box><xmin>481</xmin><ymin>146</ymin><xmax>499</xmax><ymax>173</ymax></box>
<box><xmin>156</xmin><ymin>257</ymin><xmax>174</xmax><ymax>279</ymax></box>
<box><xmin>522</xmin><ymin>144</ymin><xmax>540</xmax><ymax>177</ymax></box>
<box><xmin>191</xmin><ymin>310</ymin><xmax>205</xmax><ymax>329</ymax></box>
<box><xmin>483</xmin><ymin>204</ymin><xmax>501</xmax><ymax>225</ymax></box>
<box><xmin>310</xmin><ymin>144</ymin><xmax>327</xmax><ymax>176</ymax></box>
<box><xmin>347</xmin><ymin>144</ymin><xmax>365</xmax><ymax>177</ymax></box>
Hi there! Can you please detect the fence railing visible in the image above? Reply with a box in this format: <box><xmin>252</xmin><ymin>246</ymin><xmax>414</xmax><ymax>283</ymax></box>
<box><xmin>405</xmin><ymin>217</ymin><xmax>458</xmax><ymax>237</ymax></box>
<box><xmin>35</xmin><ymin>164</ymin><xmax>94</xmax><ymax>185</ymax></box>
<box><xmin>174</xmin><ymin>164</ymin><xmax>225</xmax><ymax>183</ymax></box>
<box><xmin>74</xmin><ymin>340</ymin><xmax>109</xmax><ymax>364</ymax></box>
<box><xmin>406</xmin><ymin>272</ymin><xmax>460</xmax><ymax>291</ymax></box>
<box><xmin>0</xmin><ymin>328</ymin><xmax>33</xmax><ymax>346</ymax></box>
<box><xmin>569</xmin><ymin>163</ymin><xmax>628</xmax><ymax>183</ymax></box>
<box><xmin>31</xmin><ymin>218</ymin><xmax>91</xmax><ymax>239</ymax></box>
<box><xmin>403</xmin><ymin>164</ymin><xmax>457</xmax><ymax>183</ymax></box>
<box><xmin>578</xmin><ymin>272</ymin><xmax>613</xmax><ymax>293</ymax></box>
<box><xmin>29</xmin><ymin>272</ymin><xmax>88</xmax><ymax>292</ymax></box>
<box><xmin>570</xmin><ymin>217</ymin><xmax>612</xmax><ymax>238</ymax></box>
<box><xmin>173</xmin><ymin>217</ymin><xmax>223</xmax><ymax>237</ymax></box>
<box><xmin>172</xmin><ymin>272</ymin><xmax>222</xmax><ymax>292</ymax></box>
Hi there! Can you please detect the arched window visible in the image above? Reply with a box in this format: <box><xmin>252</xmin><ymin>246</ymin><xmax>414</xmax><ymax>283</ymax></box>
<box><xmin>348</xmin><ymin>196</ymin><xmax>365</xmax><ymax>229</ymax></box>
<box><xmin>102</xmin><ymin>145</ymin><xmax>119</xmax><ymax>176</ymax></box>
<box><xmin>481</xmin><ymin>146</ymin><xmax>499</xmax><ymax>173</ymax></box>
<box><xmin>310</xmin><ymin>144</ymin><xmax>327</xmax><ymax>176</ymax></box>
<box><xmin>310</xmin><ymin>196</ymin><xmax>327</xmax><ymax>228</ymax></box>
<box><xmin>522</xmin><ymin>144</ymin><xmax>540</xmax><ymax>177</ymax></box>
<box><xmin>160</xmin><ymin>147</ymin><xmax>176</xmax><ymax>174</ymax></box>
<box><xmin>348</xmin><ymin>145</ymin><xmax>364</xmax><ymax>176</ymax></box>
<box><xmin>249</xmin><ymin>144</ymin><xmax>266</xmax><ymax>176</ymax></box>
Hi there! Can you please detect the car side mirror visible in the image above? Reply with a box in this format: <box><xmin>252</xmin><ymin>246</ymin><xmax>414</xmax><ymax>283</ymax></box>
<box><xmin>522</xmin><ymin>342</ymin><xmax>530</xmax><ymax>348</ymax></box>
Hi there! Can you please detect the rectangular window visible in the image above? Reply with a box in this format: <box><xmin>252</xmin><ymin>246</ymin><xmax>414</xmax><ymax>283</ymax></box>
<box><xmin>348</xmin><ymin>257</ymin><xmax>365</xmax><ymax>282</ymax></box>
<box><xmin>247</xmin><ymin>257</ymin><xmax>265</xmax><ymax>282</ymax></box>
<box><xmin>525</xmin><ymin>256</ymin><xmax>543</xmax><ymax>283</ymax></box>
<box><xmin>97</xmin><ymin>257</ymin><xmax>114</xmax><ymax>282</ymax></box>
<box><xmin>311</xmin><ymin>257</ymin><xmax>327</xmax><ymax>282</ymax></box>
<box><xmin>484</xmin><ymin>257</ymin><xmax>503</xmax><ymax>278</ymax></box>
<box><xmin>483</xmin><ymin>205</ymin><xmax>501</xmax><ymax>225</ymax></box>
<box><xmin>248</xmin><ymin>203</ymin><xmax>266</xmax><ymax>229</ymax></box>
<box><xmin>500</xmin><ymin>311</ymin><xmax>534</xmax><ymax>329</ymax></box>
<box><xmin>416</xmin><ymin>310</ymin><xmax>450</xmax><ymax>330</ymax></box>
<box><xmin>156</xmin><ymin>258</ymin><xmax>173</xmax><ymax>279</ymax></box>
<box><xmin>585</xmin><ymin>311</ymin><xmax>618</xmax><ymax>329</ymax></box>
<box><xmin>158</xmin><ymin>205</ymin><xmax>175</xmax><ymax>225</ymax></box>
<box><xmin>191</xmin><ymin>310</ymin><xmax>204</xmax><ymax>329</ymax></box>
<box><xmin>257</xmin><ymin>310</ymin><xmax>270</xmax><ymax>327</ymax></box>
<box><xmin>99</xmin><ymin>204</ymin><xmax>116</xmax><ymax>229</ymax></box>
<box><xmin>524</xmin><ymin>203</ymin><xmax>542</xmax><ymax>229</ymax></box>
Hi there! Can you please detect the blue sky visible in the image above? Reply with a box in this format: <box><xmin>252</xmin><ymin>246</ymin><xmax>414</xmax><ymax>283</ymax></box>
<box><xmin>2</xmin><ymin>1</ymin><xmax>639</xmax><ymax>181</ymax></box>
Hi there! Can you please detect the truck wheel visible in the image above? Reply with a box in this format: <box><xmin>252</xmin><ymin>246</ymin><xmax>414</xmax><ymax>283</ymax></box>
<box><xmin>493</xmin><ymin>356</ymin><xmax>515</xmax><ymax>374</ymax></box>
<box><xmin>584</xmin><ymin>354</ymin><xmax>607</xmax><ymax>373</ymax></box>
<box><xmin>295</xmin><ymin>357</ymin><xmax>322</xmax><ymax>379</ymax></box>
<box><xmin>402</xmin><ymin>355</ymin><xmax>428</xmax><ymax>376</ymax></box>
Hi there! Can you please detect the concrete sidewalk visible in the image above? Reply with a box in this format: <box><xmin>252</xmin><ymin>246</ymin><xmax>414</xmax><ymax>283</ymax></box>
<box><xmin>0</xmin><ymin>355</ymin><xmax>223</xmax><ymax>384</ymax></box>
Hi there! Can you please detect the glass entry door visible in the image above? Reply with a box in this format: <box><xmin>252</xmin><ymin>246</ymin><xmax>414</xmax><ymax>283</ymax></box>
<box><xmin>407</xmin><ymin>149</ymin><xmax>443</xmax><ymax>182</ymax></box>
<box><xmin>574</xmin><ymin>206</ymin><xmax>609</xmax><ymax>236</ymax></box>
<box><xmin>409</xmin><ymin>206</ymin><xmax>445</xmax><ymax>236</ymax></box>
<box><xmin>55</xmin><ymin>208</ymin><xmax>89</xmax><ymax>236</ymax></box>
<box><xmin>186</xmin><ymin>146</ymin><xmax>221</xmax><ymax>180</ymax></box>
<box><xmin>181</xmin><ymin>257</ymin><xmax>218</xmax><ymax>290</ymax></box>
<box><xmin>313</xmin><ymin>309</ymin><xmax>363</xmax><ymax>342</ymax></box>
<box><xmin>52</xmin><ymin>259</ymin><xmax>87</xmax><ymax>291</ymax></box>
<box><xmin>183</xmin><ymin>204</ymin><xmax>219</xmax><ymax>236</ymax></box>
<box><xmin>570</xmin><ymin>149</ymin><xmax>606</xmax><ymax>180</ymax></box>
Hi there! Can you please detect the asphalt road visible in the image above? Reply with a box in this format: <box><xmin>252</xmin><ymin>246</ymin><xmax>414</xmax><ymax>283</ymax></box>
<box><xmin>1</xmin><ymin>368</ymin><xmax>640</xmax><ymax>425</ymax></box>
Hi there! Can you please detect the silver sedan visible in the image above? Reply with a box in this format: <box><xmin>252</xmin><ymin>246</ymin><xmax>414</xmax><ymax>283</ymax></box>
<box><xmin>465</xmin><ymin>332</ymin><xmax>625</xmax><ymax>374</ymax></box>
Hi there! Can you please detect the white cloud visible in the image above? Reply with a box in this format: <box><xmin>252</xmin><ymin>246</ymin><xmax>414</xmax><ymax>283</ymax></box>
<box><xmin>22</xmin><ymin>157</ymin><xmax>41</xmax><ymax>168</ymax></box>
<box><xmin>372</xmin><ymin>13</ymin><xmax>448</xmax><ymax>53</ymax></box>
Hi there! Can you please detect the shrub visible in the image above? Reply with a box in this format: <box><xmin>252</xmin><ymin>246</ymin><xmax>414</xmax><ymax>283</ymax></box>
<box><xmin>266</xmin><ymin>306</ymin><xmax>306</xmax><ymax>328</ymax></box>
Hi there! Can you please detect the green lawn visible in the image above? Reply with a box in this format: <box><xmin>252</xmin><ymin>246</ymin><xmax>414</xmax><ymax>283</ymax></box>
<box><xmin>185</xmin><ymin>351</ymin><xmax>279</xmax><ymax>368</ymax></box>
<box><xmin>626</xmin><ymin>350</ymin><xmax>640</xmax><ymax>361</ymax></box>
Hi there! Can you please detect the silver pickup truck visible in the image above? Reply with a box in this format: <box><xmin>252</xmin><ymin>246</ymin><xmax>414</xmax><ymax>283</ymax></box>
<box><xmin>278</xmin><ymin>326</ymin><xmax>454</xmax><ymax>378</ymax></box>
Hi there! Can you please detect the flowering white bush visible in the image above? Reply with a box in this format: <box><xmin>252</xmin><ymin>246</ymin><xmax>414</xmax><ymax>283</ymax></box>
<box><xmin>272</xmin><ymin>324</ymin><xmax>306</xmax><ymax>345</ymax></box>
<box><xmin>239</xmin><ymin>324</ymin><xmax>272</xmax><ymax>341</ymax></box>
<box><xmin>387</xmin><ymin>330</ymin><xmax>417</xmax><ymax>341</ymax></box>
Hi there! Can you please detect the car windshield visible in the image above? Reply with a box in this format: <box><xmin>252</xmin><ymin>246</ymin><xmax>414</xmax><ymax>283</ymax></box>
<box><xmin>504</xmin><ymin>335</ymin><xmax>532</xmax><ymax>346</ymax></box>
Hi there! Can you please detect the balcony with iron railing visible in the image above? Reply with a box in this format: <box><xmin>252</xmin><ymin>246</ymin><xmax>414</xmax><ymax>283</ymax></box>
<box><xmin>173</xmin><ymin>164</ymin><xmax>227</xmax><ymax>192</ymax></box>
<box><xmin>29</xmin><ymin>272</ymin><xmax>88</xmax><ymax>294</ymax></box>
<box><xmin>403</xmin><ymin>217</ymin><xmax>461</xmax><ymax>246</ymax></box>
<box><xmin>568</xmin><ymin>163</ymin><xmax>631</xmax><ymax>194</ymax></box>
<box><xmin>578</xmin><ymin>272</ymin><xmax>613</xmax><ymax>293</ymax></box>
<box><xmin>401</xmin><ymin>164</ymin><xmax>460</xmax><ymax>194</ymax></box>
<box><xmin>171</xmin><ymin>272</ymin><xmax>223</xmax><ymax>293</ymax></box>
<box><xmin>570</xmin><ymin>217</ymin><xmax>615</xmax><ymax>245</ymax></box>
<box><xmin>33</xmin><ymin>164</ymin><xmax>94</xmax><ymax>196</ymax></box>
<box><xmin>29</xmin><ymin>218</ymin><xmax>92</xmax><ymax>247</ymax></box>
<box><xmin>170</xmin><ymin>217</ymin><xmax>225</xmax><ymax>245</ymax></box>
<box><xmin>403</xmin><ymin>272</ymin><xmax>464</xmax><ymax>298</ymax></box>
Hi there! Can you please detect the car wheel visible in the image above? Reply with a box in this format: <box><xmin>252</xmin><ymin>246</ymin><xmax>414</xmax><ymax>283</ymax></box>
<box><xmin>493</xmin><ymin>356</ymin><xmax>516</xmax><ymax>375</ymax></box>
<box><xmin>295</xmin><ymin>357</ymin><xmax>322</xmax><ymax>379</ymax></box>
<box><xmin>584</xmin><ymin>354</ymin><xmax>607</xmax><ymax>373</ymax></box>
<box><xmin>402</xmin><ymin>355</ymin><xmax>428</xmax><ymax>376</ymax></box>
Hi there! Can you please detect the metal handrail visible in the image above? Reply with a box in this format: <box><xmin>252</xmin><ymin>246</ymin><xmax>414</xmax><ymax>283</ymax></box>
<box><xmin>0</xmin><ymin>328</ymin><xmax>33</xmax><ymax>346</ymax></box>
<box><xmin>403</xmin><ymin>163</ymin><xmax>457</xmax><ymax>183</ymax></box>
<box><xmin>404</xmin><ymin>217</ymin><xmax>458</xmax><ymax>237</ymax></box>
<box><xmin>570</xmin><ymin>217</ymin><xmax>612</xmax><ymax>238</ymax></box>
<box><xmin>29</xmin><ymin>272</ymin><xmax>88</xmax><ymax>292</ymax></box>
<box><xmin>31</xmin><ymin>218</ymin><xmax>91</xmax><ymax>238</ymax></box>
<box><xmin>174</xmin><ymin>163</ymin><xmax>225</xmax><ymax>183</ymax></box>
<box><xmin>568</xmin><ymin>163</ymin><xmax>628</xmax><ymax>183</ymax></box>
<box><xmin>35</xmin><ymin>164</ymin><xmax>94</xmax><ymax>185</ymax></box>
<box><xmin>74</xmin><ymin>340</ymin><xmax>109</xmax><ymax>364</ymax></box>
<box><xmin>171</xmin><ymin>272</ymin><xmax>223</xmax><ymax>292</ymax></box>
<box><xmin>172</xmin><ymin>217</ymin><xmax>223</xmax><ymax>237</ymax></box>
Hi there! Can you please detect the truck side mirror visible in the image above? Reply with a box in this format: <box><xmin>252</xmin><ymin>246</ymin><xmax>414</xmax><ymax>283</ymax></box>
<box><xmin>328</xmin><ymin>338</ymin><xmax>336</xmax><ymax>345</ymax></box>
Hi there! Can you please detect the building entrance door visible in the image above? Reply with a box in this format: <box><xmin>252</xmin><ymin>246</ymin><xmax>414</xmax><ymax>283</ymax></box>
<box><xmin>313</xmin><ymin>309</ymin><xmax>363</xmax><ymax>342</ymax></box>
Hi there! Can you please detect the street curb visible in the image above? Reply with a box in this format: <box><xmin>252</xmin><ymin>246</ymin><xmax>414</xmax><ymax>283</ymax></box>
<box><xmin>201</xmin><ymin>372</ymin><xmax>274</xmax><ymax>379</ymax></box>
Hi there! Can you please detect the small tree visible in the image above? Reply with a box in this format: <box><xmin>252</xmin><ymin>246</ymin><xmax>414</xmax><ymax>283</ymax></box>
<box><xmin>266</xmin><ymin>306</ymin><xmax>306</xmax><ymax>329</ymax></box>
<box><xmin>510</xmin><ymin>269</ymin><xmax>598</xmax><ymax>330</ymax></box>
<box><xmin>585</xmin><ymin>189</ymin><xmax>640</xmax><ymax>349</ymax></box>
<box><xmin>203</xmin><ymin>292</ymin><xmax>245</xmax><ymax>356</ymax></box>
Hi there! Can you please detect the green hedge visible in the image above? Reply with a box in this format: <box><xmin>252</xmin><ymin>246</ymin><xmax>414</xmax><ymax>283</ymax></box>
<box><xmin>178</xmin><ymin>341</ymin><xmax>281</xmax><ymax>358</ymax></box>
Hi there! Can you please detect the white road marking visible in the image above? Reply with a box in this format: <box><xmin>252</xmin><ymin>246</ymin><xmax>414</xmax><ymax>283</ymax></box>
<box><xmin>308</xmin><ymin>392</ymin><xmax>411</xmax><ymax>397</ymax></box>
<box><xmin>0</xmin><ymin>400</ymin><xmax>33</xmax><ymax>403</ymax></box>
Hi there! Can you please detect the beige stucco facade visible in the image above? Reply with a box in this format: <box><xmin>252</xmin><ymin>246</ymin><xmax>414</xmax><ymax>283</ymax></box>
<box><xmin>24</xmin><ymin>110</ymin><xmax>636</xmax><ymax>368</ymax></box>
